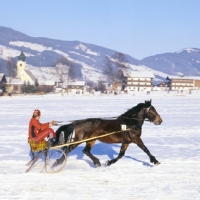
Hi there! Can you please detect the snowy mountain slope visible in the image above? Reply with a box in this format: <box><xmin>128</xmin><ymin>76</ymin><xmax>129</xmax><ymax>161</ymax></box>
<box><xmin>0</xmin><ymin>26</ymin><xmax>141</xmax><ymax>82</ymax></box>
<box><xmin>141</xmin><ymin>48</ymin><xmax>200</xmax><ymax>76</ymax></box>
<box><xmin>1</xmin><ymin>26</ymin><xmax>200</xmax><ymax>82</ymax></box>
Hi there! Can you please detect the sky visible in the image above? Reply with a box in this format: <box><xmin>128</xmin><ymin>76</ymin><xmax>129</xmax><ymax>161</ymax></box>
<box><xmin>0</xmin><ymin>0</ymin><xmax>200</xmax><ymax>59</ymax></box>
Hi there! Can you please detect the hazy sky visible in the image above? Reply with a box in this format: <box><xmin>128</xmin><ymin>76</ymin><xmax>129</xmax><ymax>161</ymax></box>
<box><xmin>0</xmin><ymin>0</ymin><xmax>199</xmax><ymax>59</ymax></box>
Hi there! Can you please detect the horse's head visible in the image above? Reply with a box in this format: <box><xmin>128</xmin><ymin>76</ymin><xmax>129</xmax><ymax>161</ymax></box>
<box><xmin>144</xmin><ymin>100</ymin><xmax>162</xmax><ymax>125</ymax></box>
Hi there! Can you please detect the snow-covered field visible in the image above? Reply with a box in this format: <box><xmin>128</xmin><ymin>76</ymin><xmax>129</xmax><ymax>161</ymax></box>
<box><xmin>0</xmin><ymin>91</ymin><xmax>200</xmax><ymax>200</ymax></box>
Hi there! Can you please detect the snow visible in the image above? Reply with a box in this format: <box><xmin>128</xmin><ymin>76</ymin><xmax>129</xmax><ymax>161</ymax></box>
<box><xmin>69</xmin><ymin>51</ymin><xmax>91</xmax><ymax>59</ymax></box>
<box><xmin>53</xmin><ymin>50</ymin><xmax>69</xmax><ymax>58</ymax></box>
<box><xmin>176</xmin><ymin>48</ymin><xmax>199</xmax><ymax>54</ymax></box>
<box><xmin>1</xmin><ymin>40</ymin><xmax>171</xmax><ymax>83</ymax></box>
<box><xmin>124</xmin><ymin>70</ymin><xmax>155</xmax><ymax>78</ymax></box>
<box><xmin>0</xmin><ymin>91</ymin><xmax>200</xmax><ymax>199</ymax></box>
<box><xmin>75</xmin><ymin>43</ymin><xmax>88</xmax><ymax>51</ymax></box>
<box><xmin>69</xmin><ymin>81</ymin><xmax>85</xmax><ymax>86</ymax></box>
<box><xmin>9</xmin><ymin>41</ymin><xmax>53</xmax><ymax>52</ymax></box>
<box><xmin>0</xmin><ymin>45</ymin><xmax>33</xmax><ymax>59</ymax></box>
<box><xmin>128</xmin><ymin>63</ymin><xmax>169</xmax><ymax>79</ymax></box>
<box><xmin>10</xmin><ymin>41</ymin><xmax>71</xmax><ymax>60</ymax></box>
<box><xmin>86</xmin><ymin>49</ymin><xmax>99</xmax><ymax>56</ymax></box>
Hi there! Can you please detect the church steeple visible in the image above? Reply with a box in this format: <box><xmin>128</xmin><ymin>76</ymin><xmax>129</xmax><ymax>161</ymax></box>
<box><xmin>17</xmin><ymin>51</ymin><xmax>26</xmax><ymax>76</ymax></box>
<box><xmin>18</xmin><ymin>50</ymin><xmax>26</xmax><ymax>62</ymax></box>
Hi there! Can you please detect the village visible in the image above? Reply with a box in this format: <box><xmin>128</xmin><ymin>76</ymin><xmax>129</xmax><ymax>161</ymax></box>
<box><xmin>1</xmin><ymin>51</ymin><xmax>200</xmax><ymax>96</ymax></box>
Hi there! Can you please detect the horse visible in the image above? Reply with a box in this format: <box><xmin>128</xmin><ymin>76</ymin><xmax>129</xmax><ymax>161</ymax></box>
<box><xmin>54</xmin><ymin>99</ymin><xmax>162</xmax><ymax>167</ymax></box>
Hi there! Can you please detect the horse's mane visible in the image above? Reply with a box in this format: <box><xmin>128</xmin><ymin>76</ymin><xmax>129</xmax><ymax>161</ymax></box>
<box><xmin>120</xmin><ymin>103</ymin><xmax>146</xmax><ymax>117</ymax></box>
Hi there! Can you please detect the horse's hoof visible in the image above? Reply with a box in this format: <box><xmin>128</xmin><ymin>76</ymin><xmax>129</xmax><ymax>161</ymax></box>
<box><xmin>155</xmin><ymin>161</ymin><xmax>161</xmax><ymax>165</ymax></box>
<box><xmin>95</xmin><ymin>163</ymin><xmax>101</xmax><ymax>168</ymax></box>
<box><xmin>105</xmin><ymin>160</ymin><xmax>111</xmax><ymax>166</ymax></box>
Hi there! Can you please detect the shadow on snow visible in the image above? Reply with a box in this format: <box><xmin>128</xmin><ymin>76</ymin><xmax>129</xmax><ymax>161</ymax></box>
<box><xmin>67</xmin><ymin>142</ymin><xmax>153</xmax><ymax>168</ymax></box>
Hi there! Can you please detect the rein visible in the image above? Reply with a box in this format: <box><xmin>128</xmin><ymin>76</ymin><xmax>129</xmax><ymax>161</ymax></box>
<box><xmin>51</xmin><ymin>128</ymin><xmax>131</xmax><ymax>149</ymax></box>
<box><xmin>119</xmin><ymin>116</ymin><xmax>150</xmax><ymax>122</ymax></box>
<box><xmin>53</xmin><ymin>106</ymin><xmax>156</xmax><ymax>126</ymax></box>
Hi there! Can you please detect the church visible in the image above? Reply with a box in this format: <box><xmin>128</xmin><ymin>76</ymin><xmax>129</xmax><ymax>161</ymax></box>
<box><xmin>6</xmin><ymin>51</ymin><xmax>37</xmax><ymax>94</ymax></box>
<box><xmin>17</xmin><ymin>51</ymin><xmax>36</xmax><ymax>84</ymax></box>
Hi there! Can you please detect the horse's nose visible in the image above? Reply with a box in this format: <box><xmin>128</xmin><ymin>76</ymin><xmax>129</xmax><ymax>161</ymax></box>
<box><xmin>155</xmin><ymin>116</ymin><xmax>162</xmax><ymax>125</ymax></box>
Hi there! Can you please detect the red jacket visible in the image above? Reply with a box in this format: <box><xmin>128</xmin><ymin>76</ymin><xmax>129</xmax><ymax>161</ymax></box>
<box><xmin>28</xmin><ymin>118</ymin><xmax>49</xmax><ymax>140</ymax></box>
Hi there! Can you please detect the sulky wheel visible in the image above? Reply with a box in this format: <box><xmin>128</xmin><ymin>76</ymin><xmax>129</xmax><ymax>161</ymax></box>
<box><xmin>45</xmin><ymin>148</ymin><xmax>67</xmax><ymax>174</ymax></box>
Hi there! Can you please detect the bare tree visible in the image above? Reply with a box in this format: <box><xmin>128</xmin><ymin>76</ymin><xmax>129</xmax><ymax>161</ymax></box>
<box><xmin>68</xmin><ymin>61</ymin><xmax>77</xmax><ymax>80</ymax></box>
<box><xmin>103</xmin><ymin>56</ymin><xmax>116</xmax><ymax>85</ymax></box>
<box><xmin>6</xmin><ymin>57</ymin><xmax>17</xmax><ymax>85</ymax></box>
<box><xmin>0</xmin><ymin>62</ymin><xmax>3</xmax><ymax>73</ymax></box>
<box><xmin>86</xmin><ymin>80</ymin><xmax>95</xmax><ymax>92</ymax></box>
<box><xmin>113</xmin><ymin>52</ymin><xmax>128</xmax><ymax>65</ymax></box>
<box><xmin>52</xmin><ymin>56</ymin><xmax>82</xmax><ymax>81</ymax></box>
<box><xmin>0</xmin><ymin>62</ymin><xmax>4</xmax><ymax>73</ymax></box>
<box><xmin>112</xmin><ymin>52</ymin><xmax>128</xmax><ymax>80</ymax></box>
<box><xmin>97</xmin><ymin>80</ymin><xmax>106</xmax><ymax>92</ymax></box>
<box><xmin>55</xmin><ymin>63</ymin><xmax>69</xmax><ymax>89</ymax></box>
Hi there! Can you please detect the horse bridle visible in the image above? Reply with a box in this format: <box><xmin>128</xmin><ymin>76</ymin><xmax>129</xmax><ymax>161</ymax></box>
<box><xmin>146</xmin><ymin>106</ymin><xmax>160</xmax><ymax>123</ymax></box>
<box><xmin>119</xmin><ymin>106</ymin><xmax>159</xmax><ymax>123</ymax></box>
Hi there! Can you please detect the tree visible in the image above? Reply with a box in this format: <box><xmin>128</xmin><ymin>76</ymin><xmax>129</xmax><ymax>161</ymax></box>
<box><xmin>0</xmin><ymin>61</ymin><xmax>3</xmax><ymax>73</ymax></box>
<box><xmin>103</xmin><ymin>52</ymin><xmax>128</xmax><ymax>92</ymax></box>
<box><xmin>86</xmin><ymin>80</ymin><xmax>95</xmax><ymax>92</ymax></box>
<box><xmin>52</xmin><ymin>56</ymin><xmax>82</xmax><ymax>81</ymax></box>
<box><xmin>112</xmin><ymin>52</ymin><xmax>128</xmax><ymax>80</ymax></box>
<box><xmin>103</xmin><ymin>56</ymin><xmax>116</xmax><ymax>85</ymax></box>
<box><xmin>21</xmin><ymin>81</ymin><xmax>39</xmax><ymax>94</ymax></box>
<box><xmin>113</xmin><ymin>52</ymin><xmax>128</xmax><ymax>66</ymax></box>
<box><xmin>97</xmin><ymin>80</ymin><xmax>106</xmax><ymax>92</ymax></box>
<box><xmin>55</xmin><ymin>63</ymin><xmax>69</xmax><ymax>89</ymax></box>
<box><xmin>68</xmin><ymin>61</ymin><xmax>77</xmax><ymax>80</ymax></box>
<box><xmin>6</xmin><ymin>57</ymin><xmax>17</xmax><ymax>85</ymax></box>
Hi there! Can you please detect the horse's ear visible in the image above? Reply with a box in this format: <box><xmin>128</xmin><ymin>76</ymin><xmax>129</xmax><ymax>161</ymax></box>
<box><xmin>144</xmin><ymin>99</ymin><xmax>151</xmax><ymax>107</ymax></box>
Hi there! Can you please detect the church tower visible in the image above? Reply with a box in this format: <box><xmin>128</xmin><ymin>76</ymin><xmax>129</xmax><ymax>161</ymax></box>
<box><xmin>17</xmin><ymin>51</ymin><xmax>26</xmax><ymax>76</ymax></box>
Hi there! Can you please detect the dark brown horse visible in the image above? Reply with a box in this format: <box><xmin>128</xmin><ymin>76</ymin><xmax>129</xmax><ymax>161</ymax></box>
<box><xmin>54</xmin><ymin>99</ymin><xmax>162</xmax><ymax>167</ymax></box>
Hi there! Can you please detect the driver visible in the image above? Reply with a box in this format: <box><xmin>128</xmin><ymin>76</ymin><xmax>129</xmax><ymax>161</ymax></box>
<box><xmin>28</xmin><ymin>109</ymin><xmax>56</xmax><ymax>145</ymax></box>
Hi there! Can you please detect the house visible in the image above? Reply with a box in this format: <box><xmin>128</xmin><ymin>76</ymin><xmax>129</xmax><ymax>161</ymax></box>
<box><xmin>38</xmin><ymin>80</ymin><xmax>55</xmax><ymax>93</ymax></box>
<box><xmin>123</xmin><ymin>71</ymin><xmax>155</xmax><ymax>93</ymax></box>
<box><xmin>6</xmin><ymin>78</ymin><xmax>24</xmax><ymax>94</ymax></box>
<box><xmin>67</xmin><ymin>81</ymin><xmax>86</xmax><ymax>94</ymax></box>
<box><xmin>167</xmin><ymin>75</ymin><xmax>200</xmax><ymax>91</ymax></box>
<box><xmin>110</xmin><ymin>82</ymin><xmax>123</xmax><ymax>93</ymax></box>
<box><xmin>0</xmin><ymin>73</ymin><xmax>7</xmax><ymax>95</ymax></box>
<box><xmin>155</xmin><ymin>81</ymin><xmax>169</xmax><ymax>91</ymax></box>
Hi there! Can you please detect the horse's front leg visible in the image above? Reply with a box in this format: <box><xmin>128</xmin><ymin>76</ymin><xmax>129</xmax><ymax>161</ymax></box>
<box><xmin>83</xmin><ymin>140</ymin><xmax>101</xmax><ymax>167</ymax></box>
<box><xmin>106</xmin><ymin>143</ymin><xmax>129</xmax><ymax>166</ymax></box>
<box><xmin>135</xmin><ymin>137</ymin><xmax>160</xmax><ymax>165</ymax></box>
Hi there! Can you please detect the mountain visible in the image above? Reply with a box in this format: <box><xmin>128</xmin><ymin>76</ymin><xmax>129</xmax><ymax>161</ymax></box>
<box><xmin>140</xmin><ymin>48</ymin><xmax>200</xmax><ymax>76</ymax></box>
<box><xmin>0</xmin><ymin>26</ymin><xmax>141</xmax><ymax>82</ymax></box>
<box><xmin>0</xmin><ymin>26</ymin><xmax>200</xmax><ymax>83</ymax></box>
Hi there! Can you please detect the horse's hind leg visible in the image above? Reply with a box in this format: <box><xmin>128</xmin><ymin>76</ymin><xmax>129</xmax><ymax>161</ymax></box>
<box><xmin>106</xmin><ymin>143</ymin><xmax>129</xmax><ymax>166</ymax></box>
<box><xmin>83</xmin><ymin>140</ymin><xmax>101</xmax><ymax>167</ymax></box>
<box><xmin>135</xmin><ymin>138</ymin><xmax>160</xmax><ymax>165</ymax></box>
<box><xmin>53</xmin><ymin>144</ymin><xmax>79</xmax><ymax>166</ymax></box>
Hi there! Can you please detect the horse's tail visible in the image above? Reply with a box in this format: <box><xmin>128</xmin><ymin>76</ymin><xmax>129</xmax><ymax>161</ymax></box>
<box><xmin>55</xmin><ymin>123</ymin><xmax>75</xmax><ymax>145</ymax></box>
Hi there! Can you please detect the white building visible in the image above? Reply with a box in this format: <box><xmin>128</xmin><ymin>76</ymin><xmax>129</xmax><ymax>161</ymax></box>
<box><xmin>167</xmin><ymin>75</ymin><xmax>200</xmax><ymax>91</ymax></box>
<box><xmin>123</xmin><ymin>71</ymin><xmax>155</xmax><ymax>93</ymax></box>
<box><xmin>67</xmin><ymin>81</ymin><xmax>86</xmax><ymax>94</ymax></box>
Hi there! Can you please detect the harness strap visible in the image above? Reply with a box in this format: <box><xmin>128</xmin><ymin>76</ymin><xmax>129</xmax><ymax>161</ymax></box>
<box><xmin>117</xmin><ymin>118</ymin><xmax>126</xmax><ymax>143</ymax></box>
<box><xmin>120</xmin><ymin>116</ymin><xmax>150</xmax><ymax>122</ymax></box>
